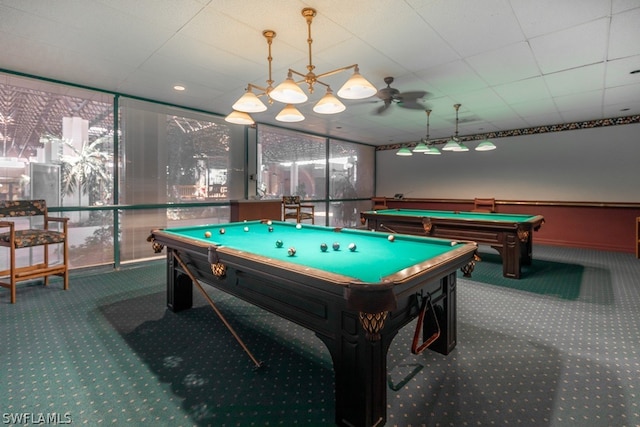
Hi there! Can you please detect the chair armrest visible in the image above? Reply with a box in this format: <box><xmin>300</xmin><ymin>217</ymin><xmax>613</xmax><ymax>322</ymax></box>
<box><xmin>0</xmin><ymin>220</ymin><xmax>15</xmax><ymax>229</ymax></box>
<box><xmin>46</xmin><ymin>216</ymin><xmax>69</xmax><ymax>232</ymax></box>
<box><xmin>46</xmin><ymin>216</ymin><xmax>69</xmax><ymax>223</ymax></box>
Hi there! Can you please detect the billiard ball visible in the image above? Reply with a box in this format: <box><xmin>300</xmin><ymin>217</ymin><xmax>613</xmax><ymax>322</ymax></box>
<box><xmin>387</xmin><ymin>234</ymin><xmax>395</xmax><ymax>242</ymax></box>
<box><xmin>204</xmin><ymin>231</ymin><xmax>212</xmax><ymax>238</ymax></box>
<box><xmin>296</xmin><ymin>223</ymin><xmax>302</xmax><ymax>229</ymax></box>
<box><xmin>348</xmin><ymin>243</ymin><xmax>357</xmax><ymax>252</ymax></box>
<box><xmin>287</xmin><ymin>247</ymin><xmax>296</xmax><ymax>256</ymax></box>
<box><xmin>332</xmin><ymin>242</ymin><xmax>340</xmax><ymax>251</ymax></box>
<box><xmin>267</xmin><ymin>220</ymin><xmax>273</xmax><ymax>226</ymax></box>
<box><xmin>275</xmin><ymin>240</ymin><xmax>284</xmax><ymax>248</ymax></box>
<box><xmin>320</xmin><ymin>243</ymin><xmax>328</xmax><ymax>252</ymax></box>
<box><xmin>244</xmin><ymin>226</ymin><xmax>249</xmax><ymax>232</ymax></box>
<box><xmin>219</xmin><ymin>228</ymin><xmax>225</xmax><ymax>234</ymax></box>
<box><xmin>268</xmin><ymin>226</ymin><xmax>274</xmax><ymax>232</ymax></box>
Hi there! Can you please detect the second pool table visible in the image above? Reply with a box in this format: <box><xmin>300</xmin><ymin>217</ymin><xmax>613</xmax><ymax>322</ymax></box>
<box><xmin>361</xmin><ymin>208</ymin><xmax>545</xmax><ymax>279</ymax></box>
<box><xmin>148</xmin><ymin>220</ymin><xmax>478</xmax><ymax>426</ymax></box>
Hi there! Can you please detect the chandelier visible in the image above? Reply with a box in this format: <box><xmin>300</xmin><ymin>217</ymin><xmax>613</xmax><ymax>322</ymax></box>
<box><xmin>225</xmin><ymin>8</ymin><xmax>377</xmax><ymax>125</ymax></box>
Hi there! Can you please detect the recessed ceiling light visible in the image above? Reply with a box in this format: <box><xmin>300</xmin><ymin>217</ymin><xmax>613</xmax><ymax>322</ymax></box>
<box><xmin>620</xmin><ymin>107</ymin><xmax>630</xmax><ymax>111</ymax></box>
<box><xmin>173</xmin><ymin>85</ymin><xmax>186</xmax><ymax>91</ymax></box>
<box><xmin>630</xmin><ymin>69</ymin><xmax>640</xmax><ymax>75</ymax></box>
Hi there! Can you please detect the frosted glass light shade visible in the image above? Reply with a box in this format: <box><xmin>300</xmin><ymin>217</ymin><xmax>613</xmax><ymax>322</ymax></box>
<box><xmin>454</xmin><ymin>142</ymin><xmax>469</xmax><ymax>152</ymax></box>
<box><xmin>270</xmin><ymin>77</ymin><xmax>308</xmax><ymax>104</ymax></box>
<box><xmin>475</xmin><ymin>140</ymin><xmax>497</xmax><ymax>151</ymax></box>
<box><xmin>232</xmin><ymin>91</ymin><xmax>267</xmax><ymax>113</ymax></box>
<box><xmin>313</xmin><ymin>90</ymin><xmax>346</xmax><ymax>114</ymax></box>
<box><xmin>424</xmin><ymin>146</ymin><xmax>441</xmax><ymax>155</ymax></box>
<box><xmin>337</xmin><ymin>71</ymin><xmax>377</xmax><ymax>99</ymax></box>
<box><xmin>395</xmin><ymin>147</ymin><xmax>413</xmax><ymax>156</ymax></box>
<box><xmin>275</xmin><ymin>104</ymin><xmax>305</xmax><ymax>122</ymax></box>
<box><xmin>224</xmin><ymin>110</ymin><xmax>255</xmax><ymax>125</ymax></box>
<box><xmin>442</xmin><ymin>139</ymin><xmax>461</xmax><ymax>151</ymax></box>
<box><xmin>412</xmin><ymin>142</ymin><xmax>429</xmax><ymax>153</ymax></box>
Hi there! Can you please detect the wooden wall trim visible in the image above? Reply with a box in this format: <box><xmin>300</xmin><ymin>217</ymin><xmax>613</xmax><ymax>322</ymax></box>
<box><xmin>380</xmin><ymin>197</ymin><xmax>640</xmax><ymax>209</ymax></box>
<box><xmin>374</xmin><ymin>197</ymin><xmax>640</xmax><ymax>254</ymax></box>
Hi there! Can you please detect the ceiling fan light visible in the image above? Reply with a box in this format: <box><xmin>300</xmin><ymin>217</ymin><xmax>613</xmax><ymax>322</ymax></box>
<box><xmin>275</xmin><ymin>104</ymin><xmax>305</xmax><ymax>122</ymax></box>
<box><xmin>232</xmin><ymin>90</ymin><xmax>267</xmax><ymax>113</ymax></box>
<box><xmin>313</xmin><ymin>89</ymin><xmax>346</xmax><ymax>114</ymax></box>
<box><xmin>396</xmin><ymin>147</ymin><xmax>413</xmax><ymax>156</ymax></box>
<box><xmin>476</xmin><ymin>140</ymin><xmax>497</xmax><ymax>151</ymax></box>
<box><xmin>337</xmin><ymin>70</ymin><xmax>377</xmax><ymax>99</ymax></box>
<box><xmin>412</xmin><ymin>142</ymin><xmax>429</xmax><ymax>153</ymax></box>
<box><xmin>424</xmin><ymin>146</ymin><xmax>441</xmax><ymax>155</ymax></box>
<box><xmin>224</xmin><ymin>110</ymin><xmax>255</xmax><ymax>125</ymax></box>
<box><xmin>270</xmin><ymin>76</ymin><xmax>308</xmax><ymax>104</ymax></box>
<box><xmin>442</xmin><ymin>139</ymin><xmax>461</xmax><ymax>151</ymax></box>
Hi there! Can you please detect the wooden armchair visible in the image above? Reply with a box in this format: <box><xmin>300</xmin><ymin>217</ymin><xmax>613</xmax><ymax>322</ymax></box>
<box><xmin>0</xmin><ymin>200</ymin><xmax>69</xmax><ymax>303</ymax></box>
<box><xmin>282</xmin><ymin>196</ymin><xmax>315</xmax><ymax>224</ymax></box>
<box><xmin>472</xmin><ymin>198</ymin><xmax>496</xmax><ymax>212</ymax></box>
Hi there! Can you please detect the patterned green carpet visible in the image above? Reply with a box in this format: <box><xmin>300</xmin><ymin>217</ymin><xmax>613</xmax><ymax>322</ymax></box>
<box><xmin>1</xmin><ymin>245</ymin><xmax>639</xmax><ymax>426</ymax></box>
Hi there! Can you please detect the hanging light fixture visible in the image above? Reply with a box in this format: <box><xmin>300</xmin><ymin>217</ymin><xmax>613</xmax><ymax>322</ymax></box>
<box><xmin>228</xmin><ymin>8</ymin><xmax>376</xmax><ymax>124</ymax></box>
<box><xmin>395</xmin><ymin>147</ymin><xmax>413</xmax><ymax>156</ymax></box>
<box><xmin>275</xmin><ymin>104</ymin><xmax>305</xmax><ymax>122</ymax></box>
<box><xmin>312</xmin><ymin>88</ymin><xmax>346</xmax><ymax>114</ymax></box>
<box><xmin>421</xmin><ymin>109</ymin><xmax>441</xmax><ymax>155</ymax></box>
<box><xmin>224</xmin><ymin>110</ymin><xmax>255</xmax><ymax>125</ymax></box>
<box><xmin>442</xmin><ymin>104</ymin><xmax>463</xmax><ymax>151</ymax></box>
<box><xmin>476</xmin><ymin>139</ymin><xmax>497</xmax><ymax>151</ymax></box>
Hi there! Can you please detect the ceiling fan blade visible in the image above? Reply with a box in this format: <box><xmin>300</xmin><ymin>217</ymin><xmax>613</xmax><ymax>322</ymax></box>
<box><xmin>396</xmin><ymin>91</ymin><xmax>429</xmax><ymax>109</ymax></box>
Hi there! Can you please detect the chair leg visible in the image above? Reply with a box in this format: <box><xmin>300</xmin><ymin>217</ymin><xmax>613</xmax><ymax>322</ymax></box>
<box><xmin>10</xmin><ymin>249</ymin><xmax>16</xmax><ymax>304</ymax></box>
<box><xmin>63</xmin><ymin>239</ymin><xmax>69</xmax><ymax>291</ymax></box>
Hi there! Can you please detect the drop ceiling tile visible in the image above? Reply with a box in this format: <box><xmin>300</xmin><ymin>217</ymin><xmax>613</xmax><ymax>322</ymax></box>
<box><xmin>466</xmin><ymin>41</ymin><xmax>540</xmax><ymax>86</ymax></box>
<box><xmin>608</xmin><ymin>7</ymin><xmax>640</xmax><ymax>60</ymax></box>
<box><xmin>510</xmin><ymin>0</ymin><xmax>611</xmax><ymax>38</ymax></box>
<box><xmin>529</xmin><ymin>18</ymin><xmax>609</xmax><ymax>74</ymax></box>
<box><xmin>543</xmin><ymin>63</ymin><xmax>606</xmax><ymax>97</ymax></box>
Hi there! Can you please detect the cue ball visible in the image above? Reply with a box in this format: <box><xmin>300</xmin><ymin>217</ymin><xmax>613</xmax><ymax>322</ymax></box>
<box><xmin>219</xmin><ymin>228</ymin><xmax>225</xmax><ymax>234</ymax></box>
<box><xmin>204</xmin><ymin>231</ymin><xmax>212</xmax><ymax>238</ymax></box>
<box><xmin>275</xmin><ymin>240</ymin><xmax>284</xmax><ymax>248</ymax></box>
<box><xmin>244</xmin><ymin>226</ymin><xmax>249</xmax><ymax>232</ymax></box>
<box><xmin>287</xmin><ymin>247</ymin><xmax>296</xmax><ymax>256</ymax></box>
<box><xmin>268</xmin><ymin>226</ymin><xmax>274</xmax><ymax>232</ymax></box>
<box><xmin>296</xmin><ymin>223</ymin><xmax>302</xmax><ymax>229</ymax></box>
<box><xmin>387</xmin><ymin>234</ymin><xmax>395</xmax><ymax>242</ymax></box>
<box><xmin>267</xmin><ymin>220</ymin><xmax>273</xmax><ymax>225</ymax></box>
<box><xmin>348</xmin><ymin>243</ymin><xmax>357</xmax><ymax>252</ymax></box>
<box><xmin>332</xmin><ymin>242</ymin><xmax>340</xmax><ymax>251</ymax></box>
<box><xmin>320</xmin><ymin>243</ymin><xmax>328</xmax><ymax>252</ymax></box>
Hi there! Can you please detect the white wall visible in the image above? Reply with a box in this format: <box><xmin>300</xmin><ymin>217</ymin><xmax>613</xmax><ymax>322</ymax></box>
<box><xmin>375</xmin><ymin>123</ymin><xmax>640</xmax><ymax>202</ymax></box>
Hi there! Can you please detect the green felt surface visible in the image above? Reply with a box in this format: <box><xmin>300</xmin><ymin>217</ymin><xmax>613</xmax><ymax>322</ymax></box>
<box><xmin>365</xmin><ymin>208</ymin><xmax>538</xmax><ymax>223</ymax></box>
<box><xmin>163</xmin><ymin>221</ymin><xmax>462</xmax><ymax>283</ymax></box>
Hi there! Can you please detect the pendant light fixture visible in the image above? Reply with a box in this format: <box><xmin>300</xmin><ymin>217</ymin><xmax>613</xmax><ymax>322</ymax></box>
<box><xmin>422</xmin><ymin>109</ymin><xmax>441</xmax><ymax>155</ymax></box>
<box><xmin>442</xmin><ymin>104</ymin><xmax>463</xmax><ymax>151</ymax></box>
<box><xmin>227</xmin><ymin>8</ymin><xmax>376</xmax><ymax>124</ymax></box>
<box><xmin>475</xmin><ymin>139</ymin><xmax>497</xmax><ymax>151</ymax></box>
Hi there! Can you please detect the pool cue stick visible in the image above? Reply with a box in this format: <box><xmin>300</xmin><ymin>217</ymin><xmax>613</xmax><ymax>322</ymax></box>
<box><xmin>172</xmin><ymin>251</ymin><xmax>263</xmax><ymax>369</ymax></box>
<box><xmin>380</xmin><ymin>223</ymin><xmax>397</xmax><ymax>234</ymax></box>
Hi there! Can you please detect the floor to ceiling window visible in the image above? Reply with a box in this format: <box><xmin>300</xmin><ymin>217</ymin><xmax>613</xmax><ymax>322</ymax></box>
<box><xmin>0</xmin><ymin>70</ymin><xmax>376</xmax><ymax>273</ymax></box>
<box><xmin>257</xmin><ymin>125</ymin><xmax>374</xmax><ymax>227</ymax></box>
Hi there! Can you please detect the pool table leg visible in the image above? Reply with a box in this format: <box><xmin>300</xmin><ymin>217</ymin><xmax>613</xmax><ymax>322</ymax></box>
<box><xmin>166</xmin><ymin>250</ymin><xmax>193</xmax><ymax>312</ymax></box>
<box><xmin>316</xmin><ymin>315</ymin><xmax>393</xmax><ymax>427</ymax></box>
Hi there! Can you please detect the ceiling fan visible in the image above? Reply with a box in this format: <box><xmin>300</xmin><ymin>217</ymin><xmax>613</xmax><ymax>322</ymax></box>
<box><xmin>373</xmin><ymin>76</ymin><xmax>428</xmax><ymax>114</ymax></box>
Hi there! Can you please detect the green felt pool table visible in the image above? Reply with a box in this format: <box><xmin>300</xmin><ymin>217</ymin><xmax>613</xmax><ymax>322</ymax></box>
<box><xmin>360</xmin><ymin>208</ymin><xmax>545</xmax><ymax>279</ymax></box>
<box><xmin>148</xmin><ymin>220</ymin><xmax>478</xmax><ymax>427</ymax></box>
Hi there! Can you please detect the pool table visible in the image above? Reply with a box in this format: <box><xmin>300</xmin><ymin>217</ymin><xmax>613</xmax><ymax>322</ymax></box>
<box><xmin>360</xmin><ymin>209</ymin><xmax>545</xmax><ymax>279</ymax></box>
<box><xmin>148</xmin><ymin>220</ymin><xmax>477</xmax><ymax>427</ymax></box>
